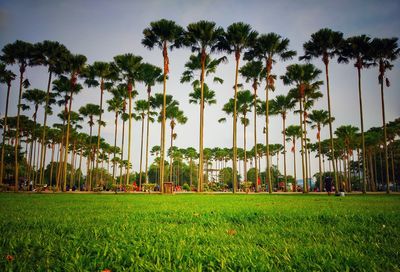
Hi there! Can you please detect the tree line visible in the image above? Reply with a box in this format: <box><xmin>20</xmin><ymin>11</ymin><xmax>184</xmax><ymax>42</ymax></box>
<box><xmin>0</xmin><ymin>20</ymin><xmax>399</xmax><ymax>193</ymax></box>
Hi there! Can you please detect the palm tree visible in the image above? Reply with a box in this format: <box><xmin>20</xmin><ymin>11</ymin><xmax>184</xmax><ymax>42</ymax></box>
<box><xmin>244</xmin><ymin>33</ymin><xmax>296</xmax><ymax>193</ymax></box>
<box><xmin>281</xmin><ymin>63</ymin><xmax>323</xmax><ymax>193</ymax></box>
<box><xmin>134</xmin><ymin>99</ymin><xmax>156</xmax><ymax>189</ymax></box>
<box><xmin>184</xmin><ymin>147</ymin><xmax>198</xmax><ymax>187</ymax></box>
<box><xmin>114</xmin><ymin>54</ymin><xmax>142</xmax><ymax>185</ymax></box>
<box><xmin>308</xmin><ymin>109</ymin><xmax>332</xmax><ymax>192</ymax></box>
<box><xmin>239</xmin><ymin>60</ymin><xmax>263</xmax><ymax>191</ymax></box>
<box><xmin>62</xmin><ymin>54</ymin><xmax>87</xmax><ymax>191</ymax></box>
<box><xmin>0</xmin><ymin>64</ymin><xmax>16</xmax><ymax>184</ymax></box>
<box><xmin>184</xmin><ymin>20</ymin><xmax>224</xmax><ymax>192</ymax></box>
<box><xmin>216</xmin><ymin>22</ymin><xmax>257</xmax><ymax>193</ymax></box>
<box><xmin>370</xmin><ymin>37</ymin><xmax>399</xmax><ymax>193</ymax></box>
<box><xmin>300</xmin><ymin>28</ymin><xmax>344</xmax><ymax>194</ymax></box>
<box><xmin>79</xmin><ymin>103</ymin><xmax>101</xmax><ymax>190</ymax></box>
<box><xmin>34</xmin><ymin>41</ymin><xmax>71</xmax><ymax>185</ymax></box>
<box><xmin>237</xmin><ymin>90</ymin><xmax>253</xmax><ymax>183</ymax></box>
<box><xmin>138</xmin><ymin>63</ymin><xmax>163</xmax><ymax>184</ymax></box>
<box><xmin>1</xmin><ymin>40</ymin><xmax>36</xmax><ymax>191</ymax></box>
<box><xmin>142</xmin><ymin>19</ymin><xmax>185</xmax><ymax>193</ymax></box>
<box><xmin>164</xmin><ymin>104</ymin><xmax>187</xmax><ymax>185</ymax></box>
<box><xmin>335</xmin><ymin>125</ymin><xmax>359</xmax><ymax>192</ymax></box>
<box><xmin>285</xmin><ymin>125</ymin><xmax>301</xmax><ymax>191</ymax></box>
<box><xmin>180</xmin><ymin>53</ymin><xmax>226</xmax><ymax>85</ymax></box>
<box><xmin>338</xmin><ymin>35</ymin><xmax>372</xmax><ymax>193</ymax></box>
<box><xmin>270</xmin><ymin>94</ymin><xmax>296</xmax><ymax>189</ymax></box>
<box><xmin>22</xmin><ymin>89</ymin><xmax>48</xmax><ymax>184</ymax></box>
<box><xmin>107</xmin><ymin>90</ymin><xmax>124</xmax><ymax>181</ymax></box>
<box><xmin>83</xmin><ymin>61</ymin><xmax>115</xmax><ymax>183</ymax></box>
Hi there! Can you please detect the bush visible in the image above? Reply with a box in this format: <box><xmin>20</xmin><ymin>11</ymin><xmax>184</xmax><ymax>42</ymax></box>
<box><xmin>142</xmin><ymin>183</ymin><xmax>156</xmax><ymax>192</ymax></box>
<box><xmin>182</xmin><ymin>183</ymin><xmax>190</xmax><ymax>191</ymax></box>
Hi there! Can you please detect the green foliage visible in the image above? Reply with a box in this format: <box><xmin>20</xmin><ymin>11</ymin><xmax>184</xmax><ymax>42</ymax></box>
<box><xmin>0</xmin><ymin>194</ymin><xmax>399</xmax><ymax>271</ymax></box>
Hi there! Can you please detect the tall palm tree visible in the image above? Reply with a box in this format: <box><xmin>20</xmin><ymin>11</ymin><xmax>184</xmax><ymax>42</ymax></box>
<box><xmin>114</xmin><ymin>54</ymin><xmax>142</xmax><ymax>185</ymax></box>
<box><xmin>62</xmin><ymin>54</ymin><xmax>87</xmax><ymax>191</ymax></box>
<box><xmin>79</xmin><ymin>103</ymin><xmax>101</xmax><ymax>190</ymax></box>
<box><xmin>308</xmin><ymin>109</ymin><xmax>332</xmax><ymax>192</ymax></box>
<box><xmin>281</xmin><ymin>63</ymin><xmax>323</xmax><ymax>193</ymax></box>
<box><xmin>270</xmin><ymin>94</ymin><xmax>296</xmax><ymax>189</ymax></box>
<box><xmin>180</xmin><ymin>53</ymin><xmax>226</xmax><ymax>85</ymax></box>
<box><xmin>216</xmin><ymin>22</ymin><xmax>257</xmax><ymax>193</ymax></box>
<box><xmin>237</xmin><ymin>90</ymin><xmax>253</xmax><ymax>183</ymax></box>
<box><xmin>300</xmin><ymin>28</ymin><xmax>344</xmax><ymax>194</ymax></box>
<box><xmin>184</xmin><ymin>20</ymin><xmax>224</xmax><ymax>192</ymax></box>
<box><xmin>34</xmin><ymin>41</ymin><xmax>71</xmax><ymax>185</ymax></box>
<box><xmin>0</xmin><ymin>64</ymin><xmax>16</xmax><ymax>184</ymax></box>
<box><xmin>134</xmin><ymin>99</ymin><xmax>156</xmax><ymax>188</ymax></box>
<box><xmin>184</xmin><ymin>147</ymin><xmax>198</xmax><ymax>187</ymax></box>
<box><xmin>107</xmin><ymin>90</ymin><xmax>124</xmax><ymax>181</ymax></box>
<box><xmin>245</xmin><ymin>33</ymin><xmax>296</xmax><ymax>193</ymax></box>
<box><xmin>138</xmin><ymin>63</ymin><xmax>163</xmax><ymax>184</ymax></box>
<box><xmin>338</xmin><ymin>35</ymin><xmax>372</xmax><ymax>193</ymax></box>
<box><xmin>83</xmin><ymin>61</ymin><xmax>115</xmax><ymax>183</ymax></box>
<box><xmin>239</xmin><ymin>60</ymin><xmax>263</xmax><ymax>191</ymax></box>
<box><xmin>370</xmin><ymin>37</ymin><xmax>399</xmax><ymax>193</ymax></box>
<box><xmin>142</xmin><ymin>19</ymin><xmax>185</xmax><ymax>193</ymax></box>
<box><xmin>1</xmin><ymin>40</ymin><xmax>36</xmax><ymax>191</ymax></box>
<box><xmin>285</xmin><ymin>125</ymin><xmax>301</xmax><ymax>191</ymax></box>
<box><xmin>22</xmin><ymin>89</ymin><xmax>48</xmax><ymax>184</ymax></box>
<box><xmin>164</xmin><ymin>104</ymin><xmax>187</xmax><ymax>185</ymax></box>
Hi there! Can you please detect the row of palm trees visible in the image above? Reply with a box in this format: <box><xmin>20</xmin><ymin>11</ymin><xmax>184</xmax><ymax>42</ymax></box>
<box><xmin>0</xmin><ymin>20</ymin><xmax>399</xmax><ymax>193</ymax></box>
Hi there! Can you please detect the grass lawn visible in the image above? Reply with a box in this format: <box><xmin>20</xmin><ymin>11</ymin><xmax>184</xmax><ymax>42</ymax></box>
<box><xmin>0</xmin><ymin>193</ymin><xmax>399</xmax><ymax>271</ymax></box>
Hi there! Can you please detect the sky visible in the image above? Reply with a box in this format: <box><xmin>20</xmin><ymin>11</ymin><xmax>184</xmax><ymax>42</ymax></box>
<box><xmin>1</xmin><ymin>0</ymin><xmax>399</xmax><ymax>179</ymax></box>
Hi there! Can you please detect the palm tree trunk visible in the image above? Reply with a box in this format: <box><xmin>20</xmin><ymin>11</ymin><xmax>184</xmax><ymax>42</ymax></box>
<box><xmin>95</xmin><ymin>79</ymin><xmax>104</xmax><ymax>184</ymax></box>
<box><xmin>70</xmin><ymin>141</ymin><xmax>76</xmax><ymax>189</ymax></box>
<box><xmin>282</xmin><ymin>116</ymin><xmax>287</xmax><ymax>190</ymax></box>
<box><xmin>243</xmin><ymin>115</ymin><xmax>247</xmax><ymax>182</ymax></box>
<box><xmin>308</xmin><ymin>147</ymin><xmax>312</xmax><ymax>191</ymax></box>
<box><xmin>48</xmin><ymin>143</ymin><xmax>55</xmax><ymax>186</ymax></box>
<box><xmin>88</xmin><ymin>123</ymin><xmax>93</xmax><ymax>190</ymax></box>
<box><xmin>253</xmin><ymin>82</ymin><xmax>258</xmax><ymax>192</ymax></box>
<box><xmin>126</xmin><ymin>83</ymin><xmax>133</xmax><ymax>185</ymax></box>
<box><xmin>112</xmin><ymin>112</ymin><xmax>118</xmax><ymax>182</ymax></box>
<box><xmin>324</xmin><ymin>61</ymin><xmax>338</xmax><ymax>193</ymax></box>
<box><xmin>14</xmin><ymin>67</ymin><xmax>25</xmax><ymax>191</ymax></box>
<box><xmin>119</xmin><ymin>108</ymin><xmax>126</xmax><ymax>186</ymax></box>
<box><xmin>160</xmin><ymin>42</ymin><xmax>168</xmax><ymax>193</ymax></box>
<box><xmin>145</xmin><ymin>89</ymin><xmax>151</xmax><ymax>184</ymax></box>
<box><xmin>0</xmin><ymin>82</ymin><xmax>12</xmax><ymax>184</ymax></box>
<box><xmin>139</xmin><ymin>114</ymin><xmax>145</xmax><ymax>189</ymax></box>
<box><xmin>356</xmin><ymin>67</ymin><xmax>367</xmax><ymax>194</ymax></box>
<box><xmin>303</xmin><ymin>108</ymin><xmax>309</xmax><ymax>192</ymax></box>
<box><xmin>299</xmin><ymin>100</ymin><xmax>307</xmax><ymax>193</ymax></box>
<box><xmin>39</xmin><ymin>71</ymin><xmax>53</xmax><ymax>185</ymax></box>
<box><xmin>78</xmin><ymin>150</ymin><xmax>83</xmax><ymax>190</ymax></box>
<box><xmin>63</xmin><ymin>87</ymin><xmax>75</xmax><ymax>191</ymax></box>
<box><xmin>169</xmin><ymin>125</ymin><xmax>174</xmax><ymax>184</ymax></box>
<box><xmin>318</xmin><ymin>128</ymin><xmax>323</xmax><ymax>192</ymax></box>
<box><xmin>265</xmin><ymin>58</ymin><xmax>273</xmax><ymax>193</ymax></box>
<box><xmin>293</xmin><ymin>138</ymin><xmax>297</xmax><ymax>191</ymax></box>
<box><xmin>197</xmin><ymin>51</ymin><xmax>206</xmax><ymax>193</ymax></box>
<box><xmin>380</xmin><ymin>79</ymin><xmax>390</xmax><ymax>193</ymax></box>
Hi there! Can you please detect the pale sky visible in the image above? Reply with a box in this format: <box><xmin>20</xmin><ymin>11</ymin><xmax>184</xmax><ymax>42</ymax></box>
<box><xmin>1</xmin><ymin>0</ymin><xmax>399</xmax><ymax>178</ymax></box>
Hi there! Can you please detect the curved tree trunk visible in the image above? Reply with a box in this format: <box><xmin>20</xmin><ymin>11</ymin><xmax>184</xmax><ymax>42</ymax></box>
<box><xmin>356</xmin><ymin>67</ymin><xmax>367</xmax><ymax>194</ymax></box>
<box><xmin>253</xmin><ymin>82</ymin><xmax>258</xmax><ymax>192</ymax></box>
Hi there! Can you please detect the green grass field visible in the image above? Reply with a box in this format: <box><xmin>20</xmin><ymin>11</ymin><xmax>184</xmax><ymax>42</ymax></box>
<box><xmin>0</xmin><ymin>193</ymin><xmax>399</xmax><ymax>271</ymax></box>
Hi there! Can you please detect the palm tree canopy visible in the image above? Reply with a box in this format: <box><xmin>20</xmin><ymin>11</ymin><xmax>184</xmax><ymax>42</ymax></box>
<box><xmin>22</xmin><ymin>89</ymin><xmax>48</xmax><ymax>110</ymax></box>
<box><xmin>113</xmin><ymin>54</ymin><xmax>142</xmax><ymax>87</ymax></box>
<box><xmin>270</xmin><ymin>94</ymin><xmax>296</xmax><ymax>118</ymax></box>
<box><xmin>281</xmin><ymin>64</ymin><xmax>323</xmax><ymax>98</ymax></box>
<box><xmin>244</xmin><ymin>33</ymin><xmax>296</xmax><ymax>62</ymax></box>
<box><xmin>216</xmin><ymin>22</ymin><xmax>258</xmax><ymax>58</ymax></box>
<box><xmin>285</xmin><ymin>125</ymin><xmax>301</xmax><ymax>140</ymax></box>
<box><xmin>0</xmin><ymin>63</ymin><xmax>16</xmax><ymax>86</ymax></box>
<box><xmin>189</xmin><ymin>83</ymin><xmax>216</xmax><ymax>106</ymax></box>
<box><xmin>79</xmin><ymin>103</ymin><xmax>102</xmax><ymax>126</ymax></box>
<box><xmin>180</xmin><ymin>53</ymin><xmax>226</xmax><ymax>84</ymax></box>
<box><xmin>308</xmin><ymin>109</ymin><xmax>331</xmax><ymax>130</ymax></box>
<box><xmin>33</xmin><ymin>40</ymin><xmax>71</xmax><ymax>74</ymax></box>
<box><xmin>142</xmin><ymin>19</ymin><xmax>185</xmax><ymax>50</ymax></box>
<box><xmin>138</xmin><ymin>63</ymin><xmax>163</xmax><ymax>88</ymax></box>
<box><xmin>239</xmin><ymin>60</ymin><xmax>263</xmax><ymax>85</ymax></box>
<box><xmin>1</xmin><ymin>40</ymin><xmax>36</xmax><ymax>70</ymax></box>
<box><xmin>370</xmin><ymin>37</ymin><xmax>399</xmax><ymax>81</ymax></box>
<box><xmin>83</xmin><ymin>61</ymin><xmax>113</xmax><ymax>88</ymax></box>
<box><xmin>338</xmin><ymin>35</ymin><xmax>373</xmax><ymax>68</ymax></box>
<box><xmin>299</xmin><ymin>28</ymin><xmax>344</xmax><ymax>64</ymax></box>
<box><xmin>185</xmin><ymin>20</ymin><xmax>224</xmax><ymax>53</ymax></box>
